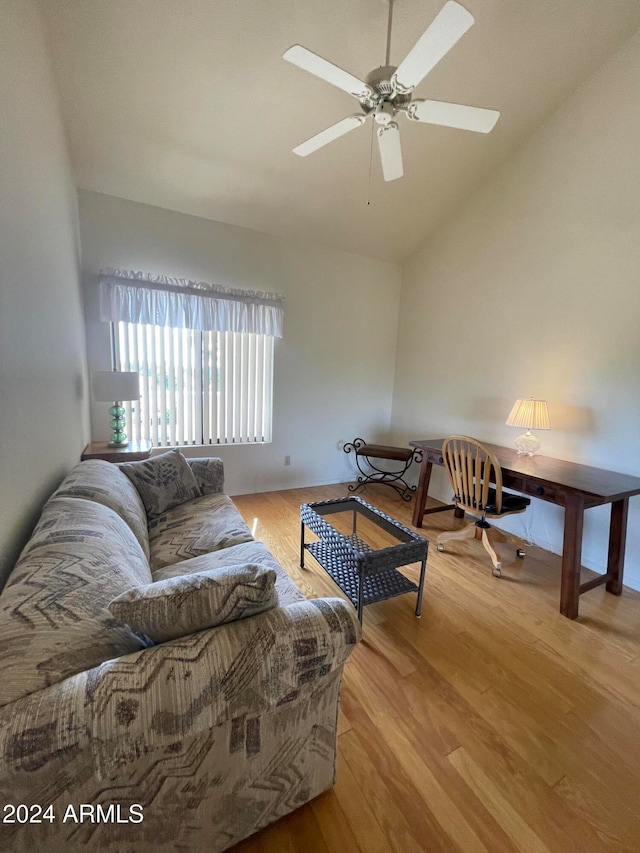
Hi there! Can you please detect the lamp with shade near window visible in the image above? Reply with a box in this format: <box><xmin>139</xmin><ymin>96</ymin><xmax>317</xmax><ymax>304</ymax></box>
<box><xmin>505</xmin><ymin>398</ymin><xmax>550</xmax><ymax>456</ymax></box>
<box><xmin>92</xmin><ymin>370</ymin><xmax>140</xmax><ymax>447</ymax></box>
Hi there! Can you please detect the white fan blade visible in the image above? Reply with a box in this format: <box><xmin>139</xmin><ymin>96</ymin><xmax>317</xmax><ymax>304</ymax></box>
<box><xmin>377</xmin><ymin>122</ymin><xmax>403</xmax><ymax>182</ymax></box>
<box><xmin>293</xmin><ymin>114</ymin><xmax>367</xmax><ymax>157</ymax></box>
<box><xmin>283</xmin><ymin>45</ymin><xmax>371</xmax><ymax>99</ymax></box>
<box><xmin>408</xmin><ymin>99</ymin><xmax>499</xmax><ymax>133</ymax></box>
<box><xmin>393</xmin><ymin>1</ymin><xmax>474</xmax><ymax>94</ymax></box>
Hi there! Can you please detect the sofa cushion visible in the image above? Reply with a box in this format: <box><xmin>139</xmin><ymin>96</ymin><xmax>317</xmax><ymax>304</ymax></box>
<box><xmin>148</xmin><ymin>492</ymin><xmax>254</xmax><ymax>570</ymax></box>
<box><xmin>120</xmin><ymin>449</ymin><xmax>200</xmax><ymax>518</ymax></box>
<box><xmin>153</xmin><ymin>540</ymin><xmax>305</xmax><ymax>608</ymax></box>
<box><xmin>109</xmin><ymin>564</ymin><xmax>277</xmax><ymax>642</ymax></box>
<box><xmin>53</xmin><ymin>459</ymin><xmax>150</xmax><ymax>558</ymax></box>
<box><xmin>0</xmin><ymin>497</ymin><xmax>153</xmax><ymax>707</ymax></box>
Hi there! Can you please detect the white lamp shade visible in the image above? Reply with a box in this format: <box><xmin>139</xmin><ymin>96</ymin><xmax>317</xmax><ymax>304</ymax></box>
<box><xmin>505</xmin><ymin>399</ymin><xmax>550</xmax><ymax>430</ymax></box>
<box><xmin>92</xmin><ymin>371</ymin><xmax>140</xmax><ymax>402</ymax></box>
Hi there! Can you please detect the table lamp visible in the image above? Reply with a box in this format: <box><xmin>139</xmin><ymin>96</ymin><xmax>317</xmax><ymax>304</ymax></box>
<box><xmin>92</xmin><ymin>370</ymin><xmax>140</xmax><ymax>447</ymax></box>
<box><xmin>505</xmin><ymin>398</ymin><xmax>550</xmax><ymax>456</ymax></box>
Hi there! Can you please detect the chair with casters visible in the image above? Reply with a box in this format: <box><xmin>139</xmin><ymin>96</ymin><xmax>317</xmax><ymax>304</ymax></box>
<box><xmin>435</xmin><ymin>436</ymin><xmax>530</xmax><ymax>577</ymax></box>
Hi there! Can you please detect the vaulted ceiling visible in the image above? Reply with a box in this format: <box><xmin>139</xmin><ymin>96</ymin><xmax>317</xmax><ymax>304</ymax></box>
<box><xmin>40</xmin><ymin>0</ymin><xmax>640</xmax><ymax>261</ymax></box>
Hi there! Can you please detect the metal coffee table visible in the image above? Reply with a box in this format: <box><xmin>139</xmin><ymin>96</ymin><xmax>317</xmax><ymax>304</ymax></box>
<box><xmin>300</xmin><ymin>496</ymin><xmax>428</xmax><ymax>624</ymax></box>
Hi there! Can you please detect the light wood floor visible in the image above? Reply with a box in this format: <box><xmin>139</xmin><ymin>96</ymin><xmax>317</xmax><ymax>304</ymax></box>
<box><xmin>231</xmin><ymin>483</ymin><xmax>640</xmax><ymax>853</ymax></box>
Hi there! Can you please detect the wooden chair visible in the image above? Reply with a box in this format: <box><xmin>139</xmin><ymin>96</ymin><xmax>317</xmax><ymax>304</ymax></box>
<box><xmin>436</xmin><ymin>436</ymin><xmax>530</xmax><ymax>577</ymax></box>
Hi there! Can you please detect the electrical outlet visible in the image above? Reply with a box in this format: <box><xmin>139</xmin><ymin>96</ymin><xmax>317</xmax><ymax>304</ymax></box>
<box><xmin>284</xmin><ymin>455</ymin><xmax>291</xmax><ymax>466</ymax></box>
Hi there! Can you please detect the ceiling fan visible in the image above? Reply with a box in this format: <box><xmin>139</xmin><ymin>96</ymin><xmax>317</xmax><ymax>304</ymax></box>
<box><xmin>283</xmin><ymin>0</ymin><xmax>500</xmax><ymax>181</ymax></box>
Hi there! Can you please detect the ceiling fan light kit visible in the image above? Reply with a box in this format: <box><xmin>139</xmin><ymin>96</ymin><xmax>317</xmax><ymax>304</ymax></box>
<box><xmin>283</xmin><ymin>0</ymin><xmax>500</xmax><ymax>181</ymax></box>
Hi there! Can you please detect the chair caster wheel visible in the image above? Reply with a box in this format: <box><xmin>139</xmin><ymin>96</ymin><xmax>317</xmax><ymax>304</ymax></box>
<box><xmin>516</xmin><ymin>548</ymin><xmax>525</xmax><ymax>559</ymax></box>
<box><xmin>492</xmin><ymin>566</ymin><xmax>502</xmax><ymax>578</ymax></box>
<box><xmin>436</xmin><ymin>543</ymin><xmax>445</xmax><ymax>552</ymax></box>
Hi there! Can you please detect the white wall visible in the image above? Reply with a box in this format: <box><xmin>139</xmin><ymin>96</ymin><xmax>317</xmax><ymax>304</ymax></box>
<box><xmin>391</xmin><ymin>30</ymin><xmax>640</xmax><ymax>589</ymax></box>
<box><xmin>0</xmin><ymin>1</ymin><xmax>89</xmax><ymax>587</ymax></box>
<box><xmin>79</xmin><ymin>191</ymin><xmax>401</xmax><ymax>496</ymax></box>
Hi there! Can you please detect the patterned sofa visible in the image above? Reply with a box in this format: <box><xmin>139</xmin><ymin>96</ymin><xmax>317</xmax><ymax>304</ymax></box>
<box><xmin>0</xmin><ymin>455</ymin><xmax>360</xmax><ymax>852</ymax></box>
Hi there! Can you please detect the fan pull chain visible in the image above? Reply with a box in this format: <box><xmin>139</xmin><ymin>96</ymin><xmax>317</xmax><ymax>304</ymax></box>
<box><xmin>367</xmin><ymin>120</ymin><xmax>375</xmax><ymax>205</ymax></box>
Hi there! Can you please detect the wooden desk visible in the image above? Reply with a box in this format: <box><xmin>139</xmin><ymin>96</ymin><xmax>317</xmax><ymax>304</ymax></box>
<box><xmin>410</xmin><ymin>438</ymin><xmax>640</xmax><ymax>619</ymax></box>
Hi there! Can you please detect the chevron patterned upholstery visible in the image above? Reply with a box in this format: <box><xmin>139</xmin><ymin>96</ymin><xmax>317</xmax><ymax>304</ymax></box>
<box><xmin>109</xmin><ymin>563</ymin><xmax>279</xmax><ymax>641</ymax></box>
<box><xmin>188</xmin><ymin>455</ymin><xmax>225</xmax><ymax>495</ymax></box>
<box><xmin>0</xmin><ymin>496</ymin><xmax>153</xmax><ymax>707</ymax></box>
<box><xmin>0</xmin><ymin>457</ymin><xmax>360</xmax><ymax>851</ymax></box>
<box><xmin>120</xmin><ymin>449</ymin><xmax>201</xmax><ymax>518</ymax></box>
<box><xmin>148</xmin><ymin>491</ymin><xmax>255</xmax><ymax>569</ymax></box>
<box><xmin>152</xmin><ymin>539</ymin><xmax>305</xmax><ymax>607</ymax></box>
<box><xmin>52</xmin><ymin>458</ymin><xmax>150</xmax><ymax>557</ymax></box>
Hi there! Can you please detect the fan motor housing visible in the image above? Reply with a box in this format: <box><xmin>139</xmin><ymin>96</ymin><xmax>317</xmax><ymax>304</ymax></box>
<box><xmin>359</xmin><ymin>64</ymin><xmax>411</xmax><ymax>114</ymax></box>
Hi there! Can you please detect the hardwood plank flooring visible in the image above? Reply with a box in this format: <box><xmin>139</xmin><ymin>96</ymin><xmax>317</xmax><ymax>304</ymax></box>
<box><xmin>230</xmin><ymin>483</ymin><xmax>640</xmax><ymax>852</ymax></box>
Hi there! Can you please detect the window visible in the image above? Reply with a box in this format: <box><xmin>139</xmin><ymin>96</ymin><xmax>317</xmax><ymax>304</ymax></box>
<box><xmin>114</xmin><ymin>321</ymin><xmax>274</xmax><ymax>446</ymax></box>
<box><xmin>100</xmin><ymin>268</ymin><xmax>283</xmax><ymax>446</ymax></box>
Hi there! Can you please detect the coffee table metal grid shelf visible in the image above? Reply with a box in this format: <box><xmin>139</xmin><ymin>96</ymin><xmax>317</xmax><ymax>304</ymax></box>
<box><xmin>300</xmin><ymin>496</ymin><xmax>428</xmax><ymax>625</ymax></box>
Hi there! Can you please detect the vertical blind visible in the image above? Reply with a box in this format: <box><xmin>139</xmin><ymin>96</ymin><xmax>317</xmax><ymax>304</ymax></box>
<box><xmin>115</xmin><ymin>322</ymin><xmax>274</xmax><ymax>446</ymax></box>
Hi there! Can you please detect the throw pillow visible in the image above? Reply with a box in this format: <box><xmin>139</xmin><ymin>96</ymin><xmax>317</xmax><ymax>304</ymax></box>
<box><xmin>119</xmin><ymin>448</ymin><xmax>200</xmax><ymax>518</ymax></box>
<box><xmin>108</xmin><ymin>563</ymin><xmax>277</xmax><ymax>642</ymax></box>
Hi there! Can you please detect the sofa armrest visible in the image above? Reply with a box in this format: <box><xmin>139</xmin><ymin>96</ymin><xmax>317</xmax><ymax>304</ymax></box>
<box><xmin>187</xmin><ymin>456</ymin><xmax>224</xmax><ymax>494</ymax></box>
<box><xmin>0</xmin><ymin>598</ymin><xmax>360</xmax><ymax>781</ymax></box>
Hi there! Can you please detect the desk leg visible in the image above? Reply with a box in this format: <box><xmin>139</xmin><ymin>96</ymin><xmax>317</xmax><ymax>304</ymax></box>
<box><xmin>560</xmin><ymin>493</ymin><xmax>585</xmax><ymax>619</ymax></box>
<box><xmin>412</xmin><ymin>459</ymin><xmax>433</xmax><ymax>528</ymax></box>
<box><xmin>606</xmin><ymin>498</ymin><xmax>628</xmax><ymax>595</ymax></box>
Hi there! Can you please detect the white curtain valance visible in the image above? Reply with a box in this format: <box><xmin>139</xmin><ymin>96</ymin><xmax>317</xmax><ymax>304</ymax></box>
<box><xmin>99</xmin><ymin>269</ymin><xmax>284</xmax><ymax>338</ymax></box>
